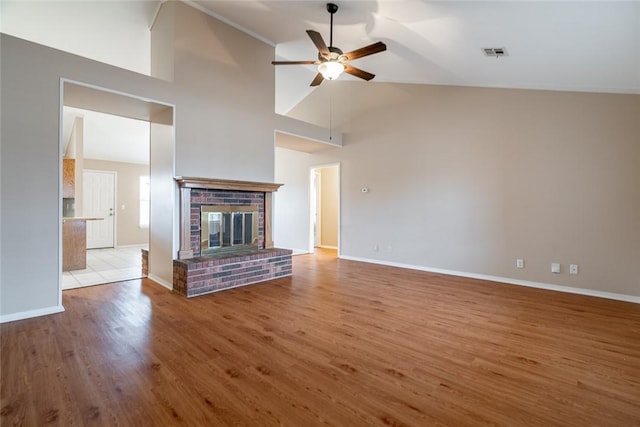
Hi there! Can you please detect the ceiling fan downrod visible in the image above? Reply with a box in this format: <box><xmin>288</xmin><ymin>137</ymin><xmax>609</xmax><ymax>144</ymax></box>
<box><xmin>270</xmin><ymin>1</ymin><xmax>386</xmax><ymax>87</ymax></box>
<box><xmin>327</xmin><ymin>3</ymin><xmax>338</xmax><ymax>48</ymax></box>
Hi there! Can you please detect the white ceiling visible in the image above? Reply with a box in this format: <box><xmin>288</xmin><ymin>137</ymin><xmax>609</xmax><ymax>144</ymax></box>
<box><xmin>64</xmin><ymin>107</ymin><xmax>150</xmax><ymax>165</ymax></box>
<box><xmin>194</xmin><ymin>0</ymin><xmax>640</xmax><ymax>113</ymax></box>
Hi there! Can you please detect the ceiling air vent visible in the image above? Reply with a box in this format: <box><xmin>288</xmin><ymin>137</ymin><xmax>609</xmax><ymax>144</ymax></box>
<box><xmin>482</xmin><ymin>47</ymin><xmax>508</xmax><ymax>57</ymax></box>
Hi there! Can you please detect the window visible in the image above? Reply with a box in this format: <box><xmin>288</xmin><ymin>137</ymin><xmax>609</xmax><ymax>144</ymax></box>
<box><xmin>139</xmin><ymin>176</ymin><xmax>150</xmax><ymax>228</ymax></box>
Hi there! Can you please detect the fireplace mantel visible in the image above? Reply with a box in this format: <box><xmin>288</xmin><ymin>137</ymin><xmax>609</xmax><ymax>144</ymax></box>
<box><xmin>175</xmin><ymin>177</ymin><xmax>283</xmax><ymax>259</ymax></box>
<box><xmin>175</xmin><ymin>176</ymin><xmax>282</xmax><ymax>193</ymax></box>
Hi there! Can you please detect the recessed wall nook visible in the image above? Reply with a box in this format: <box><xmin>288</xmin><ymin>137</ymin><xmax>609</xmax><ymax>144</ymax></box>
<box><xmin>173</xmin><ymin>177</ymin><xmax>292</xmax><ymax>297</ymax></box>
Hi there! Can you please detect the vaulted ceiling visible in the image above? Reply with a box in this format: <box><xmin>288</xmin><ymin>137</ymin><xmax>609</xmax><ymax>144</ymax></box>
<box><xmin>2</xmin><ymin>1</ymin><xmax>638</xmax><ymax>158</ymax></box>
<box><xmin>193</xmin><ymin>0</ymin><xmax>640</xmax><ymax>113</ymax></box>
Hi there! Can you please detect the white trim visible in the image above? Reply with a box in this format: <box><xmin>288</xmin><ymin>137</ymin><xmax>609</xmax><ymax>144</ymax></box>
<box><xmin>278</xmin><ymin>247</ymin><xmax>309</xmax><ymax>256</ymax></box>
<box><xmin>147</xmin><ymin>274</ymin><xmax>173</xmax><ymax>291</ymax></box>
<box><xmin>60</xmin><ymin>78</ymin><xmax>175</xmax><ymax>110</ymax></box>
<box><xmin>309</xmin><ymin>162</ymin><xmax>341</xmax><ymax>257</ymax></box>
<box><xmin>58</xmin><ymin>79</ymin><xmax>65</xmax><ymax>309</ymax></box>
<box><xmin>317</xmin><ymin>245</ymin><xmax>338</xmax><ymax>250</ymax></box>
<box><xmin>339</xmin><ymin>255</ymin><xmax>640</xmax><ymax>304</ymax></box>
<box><xmin>0</xmin><ymin>305</ymin><xmax>65</xmax><ymax>324</ymax></box>
<box><xmin>314</xmin><ymin>169</ymin><xmax>322</xmax><ymax>248</ymax></box>
<box><xmin>291</xmin><ymin>249</ymin><xmax>311</xmax><ymax>256</ymax></box>
<box><xmin>150</xmin><ymin>0</ymin><xmax>165</xmax><ymax>30</ymax></box>
<box><xmin>182</xmin><ymin>0</ymin><xmax>275</xmax><ymax>47</ymax></box>
<box><xmin>274</xmin><ymin>129</ymin><xmax>342</xmax><ymax>149</ymax></box>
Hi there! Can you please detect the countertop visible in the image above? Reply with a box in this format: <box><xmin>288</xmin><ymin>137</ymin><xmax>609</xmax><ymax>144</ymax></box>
<box><xmin>63</xmin><ymin>217</ymin><xmax>104</xmax><ymax>221</ymax></box>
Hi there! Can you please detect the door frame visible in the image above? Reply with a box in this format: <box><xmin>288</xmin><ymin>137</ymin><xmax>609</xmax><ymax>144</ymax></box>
<box><xmin>309</xmin><ymin>162</ymin><xmax>341</xmax><ymax>256</ymax></box>
<box><xmin>59</xmin><ymin>78</ymin><xmax>176</xmax><ymax>301</ymax></box>
<box><xmin>311</xmin><ymin>169</ymin><xmax>322</xmax><ymax>248</ymax></box>
<box><xmin>83</xmin><ymin>169</ymin><xmax>117</xmax><ymax>248</ymax></box>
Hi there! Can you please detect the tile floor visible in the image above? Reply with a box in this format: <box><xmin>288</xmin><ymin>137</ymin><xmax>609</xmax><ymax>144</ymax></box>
<box><xmin>63</xmin><ymin>245</ymin><xmax>147</xmax><ymax>290</ymax></box>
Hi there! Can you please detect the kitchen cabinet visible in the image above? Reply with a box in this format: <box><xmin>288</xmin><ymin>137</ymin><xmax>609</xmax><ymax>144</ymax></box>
<box><xmin>63</xmin><ymin>158</ymin><xmax>75</xmax><ymax>198</ymax></box>
<box><xmin>63</xmin><ymin>218</ymin><xmax>86</xmax><ymax>271</ymax></box>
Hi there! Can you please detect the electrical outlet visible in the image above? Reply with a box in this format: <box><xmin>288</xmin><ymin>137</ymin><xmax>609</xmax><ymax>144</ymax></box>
<box><xmin>516</xmin><ymin>259</ymin><xmax>524</xmax><ymax>269</ymax></box>
<box><xmin>551</xmin><ymin>263</ymin><xmax>561</xmax><ymax>274</ymax></box>
<box><xmin>570</xmin><ymin>264</ymin><xmax>578</xmax><ymax>275</ymax></box>
<box><xmin>373</xmin><ymin>244</ymin><xmax>379</xmax><ymax>252</ymax></box>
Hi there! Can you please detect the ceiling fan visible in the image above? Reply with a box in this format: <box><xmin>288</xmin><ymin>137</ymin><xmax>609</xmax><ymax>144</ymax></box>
<box><xmin>272</xmin><ymin>3</ymin><xmax>387</xmax><ymax>86</ymax></box>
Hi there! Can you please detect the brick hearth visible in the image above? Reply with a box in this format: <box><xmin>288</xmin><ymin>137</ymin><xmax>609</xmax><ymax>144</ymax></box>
<box><xmin>173</xmin><ymin>248</ymin><xmax>292</xmax><ymax>297</ymax></box>
<box><xmin>173</xmin><ymin>177</ymin><xmax>291</xmax><ymax>297</ymax></box>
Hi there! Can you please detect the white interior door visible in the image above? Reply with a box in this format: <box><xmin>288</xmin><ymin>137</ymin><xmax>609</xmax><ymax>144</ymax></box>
<box><xmin>83</xmin><ymin>170</ymin><xmax>115</xmax><ymax>249</ymax></box>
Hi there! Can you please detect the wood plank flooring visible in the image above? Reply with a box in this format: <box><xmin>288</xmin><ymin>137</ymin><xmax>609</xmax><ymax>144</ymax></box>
<box><xmin>2</xmin><ymin>249</ymin><xmax>639</xmax><ymax>426</ymax></box>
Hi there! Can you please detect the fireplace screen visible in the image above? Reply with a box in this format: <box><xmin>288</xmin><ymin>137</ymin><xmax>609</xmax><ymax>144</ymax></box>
<box><xmin>201</xmin><ymin>206</ymin><xmax>258</xmax><ymax>254</ymax></box>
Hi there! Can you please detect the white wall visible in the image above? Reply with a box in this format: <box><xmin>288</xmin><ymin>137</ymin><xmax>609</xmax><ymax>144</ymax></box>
<box><xmin>0</xmin><ymin>0</ymin><xmax>155</xmax><ymax>75</ymax></box>
<box><xmin>273</xmin><ymin>147</ymin><xmax>311</xmax><ymax>253</ymax></box>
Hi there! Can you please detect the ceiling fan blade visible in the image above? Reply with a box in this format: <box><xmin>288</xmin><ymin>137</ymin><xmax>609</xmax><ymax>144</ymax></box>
<box><xmin>272</xmin><ymin>60</ymin><xmax>317</xmax><ymax>65</ymax></box>
<box><xmin>343</xmin><ymin>41</ymin><xmax>387</xmax><ymax>61</ymax></box>
<box><xmin>306</xmin><ymin>30</ymin><xmax>329</xmax><ymax>57</ymax></box>
<box><xmin>344</xmin><ymin>65</ymin><xmax>375</xmax><ymax>81</ymax></box>
<box><xmin>310</xmin><ymin>73</ymin><xmax>324</xmax><ymax>87</ymax></box>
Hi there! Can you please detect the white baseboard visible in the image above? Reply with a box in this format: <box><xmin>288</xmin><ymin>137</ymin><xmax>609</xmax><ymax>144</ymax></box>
<box><xmin>0</xmin><ymin>305</ymin><xmax>65</xmax><ymax>324</ymax></box>
<box><xmin>317</xmin><ymin>245</ymin><xmax>338</xmax><ymax>250</ymax></box>
<box><xmin>147</xmin><ymin>274</ymin><xmax>173</xmax><ymax>291</ymax></box>
<box><xmin>339</xmin><ymin>255</ymin><xmax>640</xmax><ymax>304</ymax></box>
<box><xmin>275</xmin><ymin>246</ymin><xmax>309</xmax><ymax>256</ymax></box>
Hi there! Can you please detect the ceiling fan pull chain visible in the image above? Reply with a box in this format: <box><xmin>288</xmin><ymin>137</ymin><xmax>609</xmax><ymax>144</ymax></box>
<box><xmin>328</xmin><ymin>82</ymin><xmax>335</xmax><ymax>141</ymax></box>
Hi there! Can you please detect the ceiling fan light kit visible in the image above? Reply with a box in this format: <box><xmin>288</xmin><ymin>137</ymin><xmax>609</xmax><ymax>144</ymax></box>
<box><xmin>318</xmin><ymin>61</ymin><xmax>344</xmax><ymax>80</ymax></box>
<box><xmin>272</xmin><ymin>3</ymin><xmax>387</xmax><ymax>86</ymax></box>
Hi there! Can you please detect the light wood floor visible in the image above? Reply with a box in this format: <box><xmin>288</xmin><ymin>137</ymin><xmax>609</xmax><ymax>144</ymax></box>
<box><xmin>2</xmin><ymin>249</ymin><xmax>639</xmax><ymax>426</ymax></box>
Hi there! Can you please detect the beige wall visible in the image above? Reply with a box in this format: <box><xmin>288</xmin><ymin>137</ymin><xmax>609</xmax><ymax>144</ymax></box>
<box><xmin>289</xmin><ymin>82</ymin><xmax>640</xmax><ymax>298</ymax></box>
<box><xmin>163</xmin><ymin>2</ymin><xmax>276</xmax><ymax>181</ymax></box>
<box><xmin>320</xmin><ymin>166</ymin><xmax>339</xmax><ymax>248</ymax></box>
<box><xmin>83</xmin><ymin>159</ymin><xmax>149</xmax><ymax>246</ymax></box>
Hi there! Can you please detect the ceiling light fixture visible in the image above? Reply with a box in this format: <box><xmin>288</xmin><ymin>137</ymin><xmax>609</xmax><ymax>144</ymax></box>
<box><xmin>271</xmin><ymin>3</ymin><xmax>386</xmax><ymax>86</ymax></box>
<box><xmin>318</xmin><ymin>60</ymin><xmax>344</xmax><ymax>80</ymax></box>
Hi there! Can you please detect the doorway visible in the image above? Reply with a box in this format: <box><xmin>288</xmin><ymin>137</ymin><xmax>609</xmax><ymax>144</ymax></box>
<box><xmin>60</xmin><ymin>80</ymin><xmax>174</xmax><ymax>291</ymax></box>
<box><xmin>310</xmin><ymin>164</ymin><xmax>340</xmax><ymax>254</ymax></box>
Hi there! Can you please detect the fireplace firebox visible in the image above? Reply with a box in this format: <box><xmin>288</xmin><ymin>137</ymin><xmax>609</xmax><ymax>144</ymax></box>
<box><xmin>200</xmin><ymin>205</ymin><xmax>258</xmax><ymax>255</ymax></box>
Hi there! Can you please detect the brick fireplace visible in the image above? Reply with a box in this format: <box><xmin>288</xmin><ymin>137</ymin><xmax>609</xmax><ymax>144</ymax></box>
<box><xmin>173</xmin><ymin>177</ymin><xmax>292</xmax><ymax>297</ymax></box>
